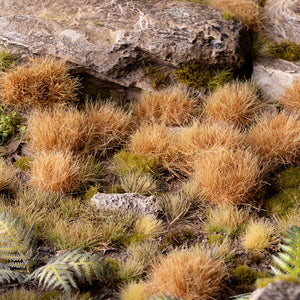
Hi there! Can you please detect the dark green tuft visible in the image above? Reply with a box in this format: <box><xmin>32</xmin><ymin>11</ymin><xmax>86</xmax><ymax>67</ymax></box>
<box><xmin>14</xmin><ymin>157</ymin><xmax>33</xmax><ymax>171</ymax></box>
<box><xmin>267</xmin><ymin>40</ymin><xmax>300</xmax><ymax>62</ymax></box>
<box><xmin>233</xmin><ymin>265</ymin><xmax>258</xmax><ymax>285</ymax></box>
<box><xmin>145</xmin><ymin>66</ymin><xmax>169</xmax><ymax>89</ymax></box>
<box><xmin>279</xmin><ymin>166</ymin><xmax>300</xmax><ymax>189</ymax></box>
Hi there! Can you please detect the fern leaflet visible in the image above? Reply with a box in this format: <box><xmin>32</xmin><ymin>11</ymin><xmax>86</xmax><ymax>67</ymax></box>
<box><xmin>0</xmin><ymin>263</ymin><xmax>25</xmax><ymax>283</ymax></box>
<box><xmin>0</xmin><ymin>208</ymin><xmax>37</xmax><ymax>272</ymax></box>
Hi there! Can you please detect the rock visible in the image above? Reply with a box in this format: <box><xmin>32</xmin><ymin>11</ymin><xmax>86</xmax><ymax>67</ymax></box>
<box><xmin>90</xmin><ymin>193</ymin><xmax>159</xmax><ymax>215</ymax></box>
<box><xmin>250</xmin><ymin>280</ymin><xmax>300</xmax><ymax>300</ymax></box>
<box><xmin>0</xmin><ymin>0</ymin><xmax>251</xmax><ymax>96</ymax></box>
<box><xmin>252</xmin><ymin>58</ymin><xmax>300</xmax><ymax>101</ymax></box>
<box><xmin>263</xmin><ymin>0</ymin><xmax>300</xmax><ymax>44</ymax></box>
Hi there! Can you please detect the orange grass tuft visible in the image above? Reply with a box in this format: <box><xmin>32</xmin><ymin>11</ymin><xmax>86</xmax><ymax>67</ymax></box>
<box><xmin>177</xmin><ymin>120</ymin><xmax>246</xmax><ymax>173</ymax></box>
<box><xmin>148</xmin><ymin>246</ymin><xmax>227</xmax><ymax>300</ymax></box>
<box><xmin>192</xmin><ymin>147</ymin><xmax>263</xmax><ymax>205</ymax></box>
<box><xmin>203</xmin><ymin>81</ymin><xmax>261</xmax><ymax>129</ymax></box>
<box><xmin>133</xmin><ymin>86</ymin><xmax>197</xmax><ymax>126</ymax></box>
<box><xmin>209</xmin><ymin>0</ymin><xmax>263</xmax><ymax>32</ymax></box>
<box><xmin>129</xmin><ymin>123</ymin><xmax>179</xmax><ymax>171</ymax></box>
<box><xmin>246</xmin><ymin>111</ymin><xmax>300</xmax><ymax>165</ymax></box>
<box><xmin>30</xmin><ymin>151</ymin><xmax>85</xmax><ymax>194</ymax></box>
<box><xmin>278</xmin><ymin>80</ymin><xmax>300</xmax><ymax>112</ymax></box>
<box><xmin>0</xmin><ymin>56</ymin><xmax>79</xmax><ymax>108</ymax></box>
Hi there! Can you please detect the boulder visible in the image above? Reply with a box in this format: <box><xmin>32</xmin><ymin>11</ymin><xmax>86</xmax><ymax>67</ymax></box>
<box><xmin>252</xmin><ymin>58</ymin><xmax>300</xmax><ymax>101</ymax></box>
<box><xmin>90</xmin><ymin>193</ymin><xmax>159</xmax><ymax>215</ymax></box>
<box><xmin>250</xmin><ymin>280</ymin><xmax>300</xmax><ymax>300</ymax></box>
<box><xmin>0</xmin><ymin>0</ymin><xmax>251</xmax><ymax>97</ymax></box>
<box><xmin>263</xmin><ymin>0</ymin><xmax>300</xmax><ymax>44</ymax></box>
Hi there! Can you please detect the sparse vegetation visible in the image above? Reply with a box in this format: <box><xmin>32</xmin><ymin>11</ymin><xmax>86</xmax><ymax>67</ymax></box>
<box><xmin>144</xmin><ymin>66</ymin><xmax>169</xmax><ymax>89</ymax></box>
<box><xmin>0</xmin><ymin>49</ymin><xmax>15</xmax><ymax>72</ymax></box>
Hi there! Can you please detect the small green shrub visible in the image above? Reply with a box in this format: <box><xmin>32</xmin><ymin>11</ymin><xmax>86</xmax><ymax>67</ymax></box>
<box><xmin>174</xmin><ymin>64</ymin><xmax>233</xmax><ymax>91</ymax></box>
<box><xmin>222</xmin><ymin>11</ymin><xmax>235</xmax><ymax>20</ymax></box>
<box><xmin>0</xmin><ymin>49</ymin><xmax>15</xmax><ymax>72</ymax></box>
<box><xmin>145</xmin><ymin>66</ymin><xmax>169</xmax><ymax>89</ymax></box>
<box><xmin>14</xmin><ymin>157</ymin><xmax>33</xmax><ymax>171</ymax></box>
<box><xmin>279</xmin><ymin>166</ymin><xmax>300</xmax><ymax>189</ymax></box>
<box><xmin>233</xmin><ymin>265</ymin><xmax>258</xmax><ymax>285</ymax></box>
<box><xmin>267</xmin><ymin>40</ymin><xmax>300</xmax><ymax>61</ymax></box>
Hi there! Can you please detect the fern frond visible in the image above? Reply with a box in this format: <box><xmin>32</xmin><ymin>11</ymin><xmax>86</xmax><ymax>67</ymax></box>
<box><xmin>271</xmin><ymin>225</ymin><xmax>300</xmax><ymax>277</ymax></box>
<box><xmin>0</xmin><ymin>263</ymin><xmax>25</xmax><ymax>283</ymax></box>
<box><xmin>29</xmin><ymin>249</ymin><xmax>112</xmax><ymax>295</ymax></box>
<box><xmin>0</xmin><ymin>208</ymin><xmax>37</xmax><ymax>272</ymax></box>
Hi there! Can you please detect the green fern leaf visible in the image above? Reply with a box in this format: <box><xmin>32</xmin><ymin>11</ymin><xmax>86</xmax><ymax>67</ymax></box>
<box><xmin>0</xmin><ymin>208</ymin><xmax>37</xmax><ymax>272</ymax></box>
<box><xmin>0</xmin><ymin>263</ymin><xmax>25</xmax><ymax>283</ymax></box>
<box><xmin>271</xmin><ymin>225</ymin><xmax>300</xmax><ymax>277</ymax></box>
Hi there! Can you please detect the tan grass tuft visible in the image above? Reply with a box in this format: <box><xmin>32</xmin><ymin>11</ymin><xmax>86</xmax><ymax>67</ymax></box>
<box><xmin>246</xmin><ymin>111</ymin><xmax>300</xmax><ymax>165</ymax></box>
<box><xmin>148</xmin><ymin>246</ymin><xmax>227</xmax><ymax>300</ymax></box>
<box><xmin>134</xmin><ymin>215</ymin><xmax>164</xmax><ymax>239</ymax></box>
<box><xmin>0</xmin><ymin>56</ymin><xmax>79</xmax><ymax>108</ymax></box>
<box><xmin>30</xmin><ymin>151</ymin><xmax>85</xmax><ymax>194</ymax></box>
<box><xmin>203</xmin><ymin>81</ymin><xmax>261</xmax><ymax>129</ymax></box>
<box><xmin>192</xmin><ymin>147</ymin><xmax>263</xmax><ymax>205</ymax></box>
<box><xmin>209</xmin><ymin>0</ymin><xmax>263</xmax><ymax>32</ymax></box>
<box><xmin>0</xmin><ymin>158</ymin><xmax>16</xmax><ymax>193</ymax></box>
<box><xmin>243</xmin><ymin>219</ymin><xmax>280</xmax><ymax>252</ymax></box>
<box><xmin>119</xmin><ymin>282</ymin><xmax>150</xmax><ymax>300</ymax></box>
<box><xmin>129</xmin><ymin>123</ymin><xmax>179</xmax><ymax>172</ymax></box>
<box><xmin>278</xmin><ymin>80</ymin><xmax>300</xmax><ymax>112</ymax></box>
<box><xmin>133</xmin><ymin>86</ymin><xmax>197</xmax><ymax>126</ymax></box>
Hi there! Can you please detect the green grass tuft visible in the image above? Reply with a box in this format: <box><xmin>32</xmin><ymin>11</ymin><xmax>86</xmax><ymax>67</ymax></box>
<box><xmin>0</xmin><ymin>49</ymin><xmax>15</xmax><ymax>72</ymax></box>
<box><xmin>279</xmin><ymin>166</ymin><xmax>300</xmax><ymax>189</ymax></box>
<box><xmin>14</xmin><ymin>157</ymin><xmax>33</xmax><ymax>171</ymax></box>
<box><xmin>233</xmin><ymin>265</ymin><xmax>258</xmax><ymax>285</ymax></box>
<box><xmin>267</xmin><ymin>40</ymin><xmax>300</xmax><ymax>62</ymax></box>
<box><xmin>145</xmin><ymin>66</ymin><xmax>169</xmax><ymax>89</ymax></box>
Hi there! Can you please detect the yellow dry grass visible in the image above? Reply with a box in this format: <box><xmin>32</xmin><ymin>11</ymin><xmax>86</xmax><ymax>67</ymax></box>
<box><xmin>243</xmin><ymin>219</ymin><xmax>280</xmax><ymax>252</ymax></box>
<box><xmin>177</xmin><ymin>120</ymin><xmax>246</xmax><ymax>173</ymax></box>
<box><xmin>119</xmin><ymin>282</ymin><xmax>150</xmax><ymax>300</ymax></box>
<box><xmin>30</xmin><ymin>151</ymin><xmax>85</xmax><ymax>194</ymax></box>
<box><xmin>0</xmin><ymin>56</ymin><xmax>79</xmax><ymax>108</ymax></box>
<box><xmin>147</xmin><ymin>246</ymin><xmax>227</xmax><ymax>300</ymax></box>
<box><xmin>134</xmin><ymin>215</ymin><xmax>163</xmax><ymax>239</ymax></box>
<box><xmin>133</xmin><ymin>86</ymin><xmax>197</xmax><ymax>126</ymax></box>
<box><xmin>0</xmin><ymin>158</ymin><xmax>16</xmax><ymax>193</ymax></box>
<box><xmin>192</xmin><ymin>147</ymin><xmax>263</xmax><ymax>205</ymax></box>
<box><xmin>129</xmin><ymin>123</ymin><xmax>179</xmax><ymax>172</ymax></box>
<box><xmin>203</xmin><ymin>81</ymin><xmax>261</xmax><ymax>129</ymax></box>
<box><xmin>247</xmin><ymin>111</ymin><xmax>300</xmax><ymax>165</ymax></box>
<box><xmin>209</xmin><ymin>0</ymin><xmax>263</xmax><ymax>32</ymax></box>
<box><xmin>278</xmin><ymin>80</ymin><xmax>300</xmax><ymax>112</ymax></box>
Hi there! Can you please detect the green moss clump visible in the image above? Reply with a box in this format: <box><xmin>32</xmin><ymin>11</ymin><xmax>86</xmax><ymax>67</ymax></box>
<box><xmin>84</xmin><ymin>185</ymin><xmax>98</xmax><ymax>201</ymax></box>
<box><xmin>0</xmin><ymin>49</ymin><xmax>15</xmax><ymax>72</ymax></box>
<box><xmin>144</xmin><ymin>66</ymin><xmax>169</xmax><ymax>89</ymax></box>
<box><xmin>233</xmin><ymin>265</ymin><xmax>258</xmax><ymax>285</ymax></box>
<box><xmin>174</xmin><ymin>65</ymin><xmax>233</xmax><ymax>91</ymax></box>
<box><xmin>279</xmin><ymin>166</ymin><xmax>300</xmax><ymax>189</ymax></box>
<box><xmin>14</xmin><ymin>156</ymin><xmax>33</xmax><ymax>171</ymax></box>
<box><xmin>267</xmin><ymin>40</ymin><xmax>300</xmax><ymax>62</ymax></box>
<box><xmin>222</xmin><ymin>11</ymin><xmax>235</xmax><ymax>20</ymax></box>
<box><xmin>207</xmin><ymin>233</ymin><xmax>226</xmax><ymax>245</ymax></box>
<box><xmin>113</xmin><ymin>149</ymin><xmax>159</xmax><ymax>176</ymax></box>
<box><xmin>264</xmin><ymin>188</ymin><xmax>300</xmax><ymax>217</ymax></box>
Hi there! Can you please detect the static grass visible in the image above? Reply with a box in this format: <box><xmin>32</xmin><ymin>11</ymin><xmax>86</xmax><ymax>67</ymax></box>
<box><xmin>14</xmin><ymin>156</ymin><xmax>33</xmax><ymax>171</ymax></box>
<box><xmin>0</xmin><ymin>158</ymin><xmax>16</xmax><ymax>194</ymax></box>
<box><xmin>0</xmin><ymin>49</ymin><xmax>15</xmax><ymax>72</ymax></box>
<box><xmin>278</xmin><ymin>80</ymin><xmax>300</xmax><ymax>112</ymax></box>
<box><xmin>0</xmin><ymin>56</ymin><xmax>79</xmax><ymax>108</ymax></box>
<box><xmin>133</xmin><ymin>86</ymin><xmax>197</xmax><ymax>126</ymax></box>
<box><xmin>119</xmin><ymin>282</ymin><xmax>150</xmax><ymax>300</ymax></box>
<box><xmin>192</xmin><ymin>147</ymin><xmax>263</xmax><ymax>205</ymax></box>
<box><xmin>203</xmin><ymin>205</ymin><xmax>250</xmax><ymax>236</ymax></box>
<box><xmin>279</xmin><ymin>166</ymin><xmax>300</xmax><ymax>189</ymax></box>
<box><xmin>242</xmin><ymin>219</ymin><xmax>280</xmax><ymax>252</ymax></box>
<box><xmin>267</xmin><ymin>40</ymin><xmax>300</xmax><ymax>62</ymax></box>
<box><xmin>134</xmin><ymin>215</ymin><xmax>163</xmax><ymax>240</ymax></box>
<box><xmin>147</xmin><ymin>246</ymin><xmax>227</xmax><ymax>300</ymax></box>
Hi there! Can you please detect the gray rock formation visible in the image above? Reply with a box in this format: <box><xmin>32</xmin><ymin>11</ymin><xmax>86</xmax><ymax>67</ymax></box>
<box><xmin>250</xmin><ymin>280</ymin><xmax>300</xmax><ymax>300</ymax></box>
<box><xmin>252</xmin><ymin>58</ymin><xmax>300</xmax><ymax>101</ymax></box>
<box><xmin>0</xmin><ymin>0</ymin><xmax>251</xmax><ymax>97</ymax></box>
<box><xmin>91</xmin><ymin>193</ymin><xmax>159</xmax><ymax>215</ymax></box>
<box><xmin>264</xmin><ymin>0</ymin><xmax>300</xmax><ymax>44</ymax></box>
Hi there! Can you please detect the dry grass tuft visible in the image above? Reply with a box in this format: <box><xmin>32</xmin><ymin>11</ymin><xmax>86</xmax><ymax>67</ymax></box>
<box><xmin>0</xmin><ymin>158</ymin><xmax>16</xmax><ymax>193</ymax></box>
<box><xmin>209</xmin><ymin>0</ymin><xmax>263</xmax><ymax>32</ymax></box>
<box><xmin>147</xmin><ymin>246</ymin><xmax>227</xmax><ymax>300</ymax></box>
<box><xmin>247</xmin><ymin>111</ymin><xmax>300</xmax><ymax>165</ymax></box>
<box><xmin>242</xmin><ymin>219</ymin><xmax>280</xmax><ymax>252</ymax></box>
<box><xmin>203</xmin><ymin>81</ymin><xmax>261</xmax><ymax>129</ymax></box>
<box><xmin>203</xmin><ymin>204</ymin><xmax>250</xmax><ymax>235</ymax></box>
<box><xmin>129</xmin><ymin>123</ymin><xmax>179</xmax><ymax>172</ymax></box>
<box><xmin>134</xmin><ymin>215</ymin><xmax>164</xmax><ymax>239</ymax></box>
<box><xmin>177</xmin><ymin>120</ymin><xmax>246</xmax><ymax>173</ymax></box>
<box><xmin>275</xmin><ymin>207</ymin><xmax>300</xmax><ymax>232</ymax></box>
<box><xmin>192</xmin><ymin>147</ymin><xmax>263</xmax><ymax>205</ymax></box>
<box><xmin>30</xmin><ymin>151</ymin><xmax>85</xmax><ymax>194</ymax></box>
<box><xmin>133</xmin><ymin>86</ymin><xmax>197</xmax><ymax>126</ymax></box>
<box><xmin>278</xmin><ymin>80</ymin><xmax>300</xmax><ymax>112</ymax></box>
<box><xmin>0</xmin><ymin>56</ymin><xmax>79</xmax><ymax>108</ymax></box>
<box><xmin>119</xmin><ymin>282</ymin><xmax>150</xmax><ymax>300</ymax></box>
<box><xmin>27</xmin><ymin>103</ymin><xmax>132</xmax><ymax>155</ymax></box>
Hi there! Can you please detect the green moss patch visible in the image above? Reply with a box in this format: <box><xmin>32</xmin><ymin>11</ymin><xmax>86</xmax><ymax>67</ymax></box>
<box><xmin>267</xmin><ymin>40</ymin><xmax>300</xmax><ymax>62</ymax></box>
<box><xmin>279</xmin><ymin>166</ymin><xmax>300</xmax><ymax>189</ymax></box>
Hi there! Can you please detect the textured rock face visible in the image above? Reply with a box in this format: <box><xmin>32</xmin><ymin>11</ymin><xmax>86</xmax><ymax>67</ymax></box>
<box><xmin>250</xmin><ymin>280</ymin><xmax>300</xmax><ymax>300</ymax></box>
<box><xmin>91</xmin><ymin>193</ymin><xmax>159</xmax><ymax>215</ymax></box>
<box><xmin>0</xmin><ymin>0</ymin><xmax>251</xmax><ymax>95</ymax></box>
<box><xmin>264</xmin><ymin>0</ymin><xmax>300</xmax><ymax>44</ymax></box>
<box><xmin>252</xmin><ymin>58</ymin><xmax>300</xmax><ymax>100</ymax></box>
